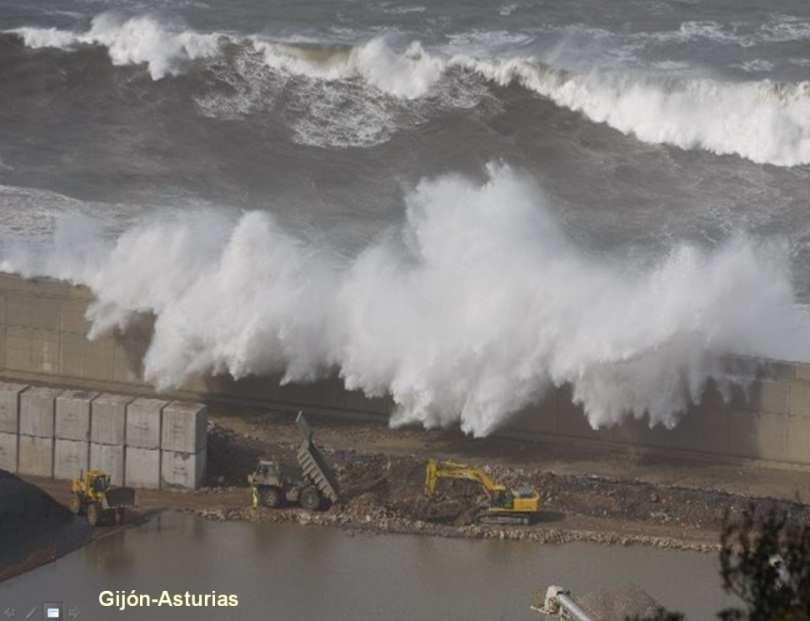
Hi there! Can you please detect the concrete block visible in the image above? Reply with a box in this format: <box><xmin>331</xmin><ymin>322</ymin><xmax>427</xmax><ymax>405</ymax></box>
<box><xmin>795</xmin><ymin>364</ymin><xmax>810</xmax><ymax>383</ymax></box>
<box><xmin>161</xmin><ymin>402</ymin><xmax>207</xmax><ymax>453</ymax></box>
<box><xmin>54</xmin><ymin>438</ymin><xmax>89</xmax><ymax>480</ymax></box>
<box><xmin>112</xmin><ymin>345</ymin><xmax>141</xmax><ymax>384</ymax></box>
<box><xmin>161</xmin><ymin>448</ymin><xmax>206</xmax><ymax>489</ymax></box>
<box><xmin>789</xmin><ymin>381</ymin><xmax>810</xmax><ymax>418</ymax></box>
<box><xmin>7</xmin><ymin>297</ymin><xmax>60</xmax><ymax>330</ymax></box>
<box><xmin>728</xmin><ymin>411</ymin><xmax>789</xmax><ymax>461</ymax></box>
<box><xmin>642</xmin><ymin>384</ymin><xmax>731</xmax><ymax>454</ymax></box>
<box><xmin>0</xmin><ymin>431</ymin><xmax>18</xmax><ymax>472</ymax></box>
<box><xmin>756</xmin><ymin>361</ymin><xmax>796</xmax><ymax>382</ymax></box>
<box><xmin>90</xmin><ymin>443</ymin><xmax>125</xmax><ymax>486</ymax></box>
<box><xmin>55</xmin><ymin>390</ymin><xmax>97</xmax><ymax>441</ymax></box>
<box><xmin>91</xmin><ymin>394</ymin><xmax>131</xmax><ymax>445</ymax></box>
<box><xmin>727</xmin><ymin>410</ymin><xmax>758</xmax><ymax>459</ymax></box>
<box><xmin>787</xmin><ymin>416</ymin><xmax>810</xmax><ymax>466</ymax></box>
<box><xmin>508</xmin><ymin>392</ymin><xmax>558</xmax><ymax>436</ymax></box>
<box><xmin>80</xmin><ymin>336</ymin><xmax>116</xmax><ymax>381</ymax></box>
<box><xmin>18</xmin><ymin>435</ymin><xmax>53</xmax><ymax>477</ymax></box>
<box><xmin>126</xmin><ymin>398</ymin><xmax>167</xmax><ymax>449</ymax></box>
<box><xmin>0</xmin><ymin>381</ymin><xmax>26</xmax><ymax>434</ymax></box>
<box><xmin>600</xmin><ymin>415</ymin><xmax>650</xmax><ymax>447</ymax></box>
<box><xmin>125</xmin><ymin>446</ymin><xmax>161</xmax><ymax>489</ymax></box>
<box><xmin>31</xmin><ymin>329</ymin><xmax>60</xmax><ymax>373</ymax></box>
<box><xmin>277</xmin><ymin>381</ymin><xmax>318</xmax><ymax>407</ymax></box>
<box><xmin>20</xmin><ymin>386</ymin><xmax>60</xmax><ymax>438</ymax></box>
<box><xmin>61</xmin><ymin>300</ymin><xmax>91</xmax><ymax>334</ymax></box>
<box><xmin>748</xmin><ymin>380</ymin><xmax>790</xmax><ymax>415</ymax></box>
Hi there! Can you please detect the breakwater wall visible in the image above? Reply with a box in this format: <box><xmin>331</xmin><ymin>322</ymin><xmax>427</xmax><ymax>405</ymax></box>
<box><xmin>0</xmin><ymin>273</ymin><xmax>807</xmax><ymax>467</ymax></box>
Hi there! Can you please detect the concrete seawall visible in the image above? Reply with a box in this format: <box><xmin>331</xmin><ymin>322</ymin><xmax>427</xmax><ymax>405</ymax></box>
<box><xmin>0</xmin><ymin>272</ymin><xmax>808</xmax><ymax>467</ymax></box>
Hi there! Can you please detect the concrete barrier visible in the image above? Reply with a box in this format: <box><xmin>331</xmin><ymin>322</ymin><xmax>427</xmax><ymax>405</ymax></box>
<box><xmin>90</xmin><ymin>442</ymin><xmax>125</xmax><ymax>486</ymax></box>
<box><xmin>126</xmin><ymin>398</ymin><xmax>166</xmax><ymax>450</ymax></box>
<box><xmin>19</xmin><ymin>386</ymin><xmax>60</xmax><ymax>438</ymax></box>
<box><xmin>0</xmin><ymin>382</ymin><xmax>26</xmax><ymax>434</ymax></box>
<box><xmin>2</xmin><ymin>272</ymin><xmax>810</xmax><ymax>469</ymax></box>
<box><xmin>161</xmin><ymin>448</ymin><xmax>206</xmax><ymax>489</ymax></box>
<box><xmin>54</xmin><ymin>438</ymin><xmax>89</xmax><ymax>480</ymax></box>
<box><xmin>0</xmin><ymin>431</ymin><xmax>17</xmax><ymax>471</ymax></box>
<box><xmin>91</xmin><ymin>393</ymin><xmax>131</xmax><ymax>446</ymax></box>
<box><xmin>125</xmin><ymin>446</ymin><xmax>160</xmax><ymax>489</ymax></box>
<box><xmin>161</xmin><ymin>402</ymin><xmax>207</xmax><ymax>453</ymax></box>
<box><xmin>18</xmin><ymin>435</ymin><xmax>53</xmax><ymax>477</ymax></box>
<box><xmin>55</xmin><ymin>390</ymin><xmax>97</xmax><ymax>441</ymax></box>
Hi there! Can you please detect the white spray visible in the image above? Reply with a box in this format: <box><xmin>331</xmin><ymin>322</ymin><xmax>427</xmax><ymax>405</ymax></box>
<box><xmin>3</xmin><ymin>165</ymin><xmax>808</xmax><ymax>436</ymax></box>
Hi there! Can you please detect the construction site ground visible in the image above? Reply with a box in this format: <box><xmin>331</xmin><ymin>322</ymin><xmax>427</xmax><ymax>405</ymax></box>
<box><xmin>19</xmin><ymin>406</ymin><xmax>810</xmax><ymax>555</ymax></box>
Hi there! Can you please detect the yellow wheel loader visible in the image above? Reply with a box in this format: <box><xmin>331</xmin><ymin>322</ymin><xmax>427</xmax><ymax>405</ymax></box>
<box><xmin>424</xmin><ymin>458</ymin><xmax>540</xmax><ymax>525</ymax></box>
<box><xmin>70</xmin><ymin>469</ymin><xmax>135</xmax><ymax>527</ymax></box>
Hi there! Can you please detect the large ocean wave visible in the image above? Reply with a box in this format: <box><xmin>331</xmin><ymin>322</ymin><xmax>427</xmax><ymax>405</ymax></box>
<box><xmin>3</xmin><ymin>165</ymin><xmax>808</xmax><ymax>436</ymax></box>
<box><xmin>7</xmin><ymin>13</ymin><xmax>810</xmax><ymax>163</ymax></box>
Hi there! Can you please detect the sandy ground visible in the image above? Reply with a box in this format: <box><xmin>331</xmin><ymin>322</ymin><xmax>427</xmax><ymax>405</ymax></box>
<box><xmin>18</xmin><ymin>406</ymin><xmax>810</xmax><ymax>555</ymax></box>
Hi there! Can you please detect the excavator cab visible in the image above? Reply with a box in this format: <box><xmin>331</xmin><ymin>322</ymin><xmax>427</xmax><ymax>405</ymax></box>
<box><xmin>489</xmin><ymin>488</ymin><xmax>513</xmax><ymax>510</ymax></box>
<box><xmin>92</xmin><ymin>472</ymin><xmax>110</xmax><ymax>495</ymax></box>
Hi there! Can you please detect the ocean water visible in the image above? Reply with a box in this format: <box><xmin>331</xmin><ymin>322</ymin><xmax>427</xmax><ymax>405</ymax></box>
<box><xmin>0</xmin><ymin>0</ymin><xmax>809</xmax><ymax>434</ymax></box>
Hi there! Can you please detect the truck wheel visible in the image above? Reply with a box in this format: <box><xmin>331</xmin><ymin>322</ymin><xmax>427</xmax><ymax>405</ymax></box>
<box><xmin>68</xmin><ymin>495</ymin><xmax>82</xmax><ymax>515</ymax></box>
<box><xmin>300</xmin><ymin>486</ymin><xmax>321</xmax><ymax>511</ymax></box>
<box><xmin>261</xmin><ymin>487</ymin><xmax>283</xmax><ymax>508</ymax></box>
<box><xmin>86</xmin><ymin>502</ymin><xmax>100</xmax><ymax>527</ymax></box>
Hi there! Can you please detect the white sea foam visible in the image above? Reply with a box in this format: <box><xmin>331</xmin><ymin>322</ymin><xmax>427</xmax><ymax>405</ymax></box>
<box><xmin>244</xmin><ymin>37</ymin><xmax>810</xmax><ymax>164</ymax></box>
<box><xmin>452</xmin><ymin>56</ymin><xmax>810</xmax><ymax>166</ymax></box>
<box><xmin>3</xmin><ymin>166</ymin><xmax>808</xmax><ymax>436</ymax></box>
<box><xmin>9</xmin><ymin>15</ymin><xmax>810</xmax><ymax>163</ymax></box>
<box><xmin>738</xmin><ymin>59</ymin><xmax>776</xmax><ymax>73</ymax></box>
<box><xmin>10</xmin><ymin>13</ymin><xmax>222</xmax><ymax>79</ymax></box>
<box><xmin>252</xmin><ymin>38</ymin><xmax>444</xmax><ymax>99</ymax></box>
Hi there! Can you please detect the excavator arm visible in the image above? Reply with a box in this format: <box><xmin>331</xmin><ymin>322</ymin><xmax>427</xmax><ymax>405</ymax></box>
<box><xmin>424</xmin><ymin>459</ymin><xmax>507</xmax><ymax>498</ymax></box>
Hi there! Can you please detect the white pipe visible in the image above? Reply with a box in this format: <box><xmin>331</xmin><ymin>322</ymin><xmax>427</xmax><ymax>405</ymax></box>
<box><xmin>534</xmin><ymin>586</ymin><xmax>593</xmax><ymax>621</ymax></box>
<box><xmin>555</xmin><ymin>592</ymin><xmax>593</xmax><ymax>621</ymax></box>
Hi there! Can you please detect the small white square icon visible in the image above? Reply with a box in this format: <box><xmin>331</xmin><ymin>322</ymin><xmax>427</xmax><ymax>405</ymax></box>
<box><xmin>43</xmin><ymin>604</ymin><xmax>61</xmax><ymax>619</ymax></box>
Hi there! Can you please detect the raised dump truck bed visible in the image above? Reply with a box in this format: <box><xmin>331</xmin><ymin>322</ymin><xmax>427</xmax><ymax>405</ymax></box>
<box><xmin>296</xmin><ymin>413</ymin><xmax>340</xmax><ymax>503</ymax></box>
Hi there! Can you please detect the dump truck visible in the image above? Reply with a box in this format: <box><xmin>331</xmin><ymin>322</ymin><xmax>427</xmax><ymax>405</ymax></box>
<box><xmin>424</xmin><ymin>458</ymin><xmax>540</xmax><ymax>525</ymax></box>
<box><xmin>69</xmin><ymin>469</ymin><xmax>135</xmax><ymax>526</ymax></box>
<box><xmin>248</xmin><ymin>412</ymin><xmax>340</xmax><ymax>511</ymax></box>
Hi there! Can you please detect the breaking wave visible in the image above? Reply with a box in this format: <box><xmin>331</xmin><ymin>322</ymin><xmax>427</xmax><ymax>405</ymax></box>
<box><xmin>7</xmin><ymin>13</ymin><xmax>810</xmax><ymax>164</ymax></box>
<box><xmin>10</xmin><ymin>13</ymin><xmax>222</xmax><ymax>79</ymax></box>
<box><xmin>3</xmin><ymin>165</ymin><xmax>809</xmax><ymax>436</ymax></box>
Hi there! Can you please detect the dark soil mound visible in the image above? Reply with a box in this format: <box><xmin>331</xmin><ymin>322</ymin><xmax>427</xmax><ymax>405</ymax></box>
<box><xmin>0</xmin><ymin>469</ymin><xmax>92</xmax><ymax>581</ymax></box>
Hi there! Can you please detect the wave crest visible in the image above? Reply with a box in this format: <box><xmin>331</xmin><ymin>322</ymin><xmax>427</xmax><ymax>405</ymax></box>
<box><xmin>7</xmin><ymin>14</ymin><xmax>810</xmax><ymax>162</ymax></box>
<box><xmin>10</xmin><ymin>13</ymin><xmax>222</xmax><ymax>79</ymax></box>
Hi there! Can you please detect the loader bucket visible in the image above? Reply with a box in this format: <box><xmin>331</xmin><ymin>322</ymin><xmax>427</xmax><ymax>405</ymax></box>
<box><xmin>104</xmin><ymin>486</ymin><xmax>135</xmax><ymax>509</ymax></box>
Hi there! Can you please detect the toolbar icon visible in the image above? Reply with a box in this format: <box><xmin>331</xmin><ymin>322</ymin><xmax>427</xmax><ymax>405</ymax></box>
<box><xmin>43</xmin><ymin>604</ymin><xmax>61</xmax><ymax>620</ymax></box>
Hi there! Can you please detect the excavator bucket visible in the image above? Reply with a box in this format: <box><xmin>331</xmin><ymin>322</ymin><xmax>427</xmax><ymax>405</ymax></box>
<box><xmin>296</xmin><ymin>412</ymin><xmax>340</xmax><ymax>503</ymax></box>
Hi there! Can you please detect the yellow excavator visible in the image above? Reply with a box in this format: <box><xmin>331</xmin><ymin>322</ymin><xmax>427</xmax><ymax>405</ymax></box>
<box><xmin>69</xmin><ymin>469</ymin><xmax>135</xmax><ymax>527</ymax></box>
<box><xmin>424</xmin><ymin>458</ymin><xmax>540</xmax><ymax>525</ymax></box>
